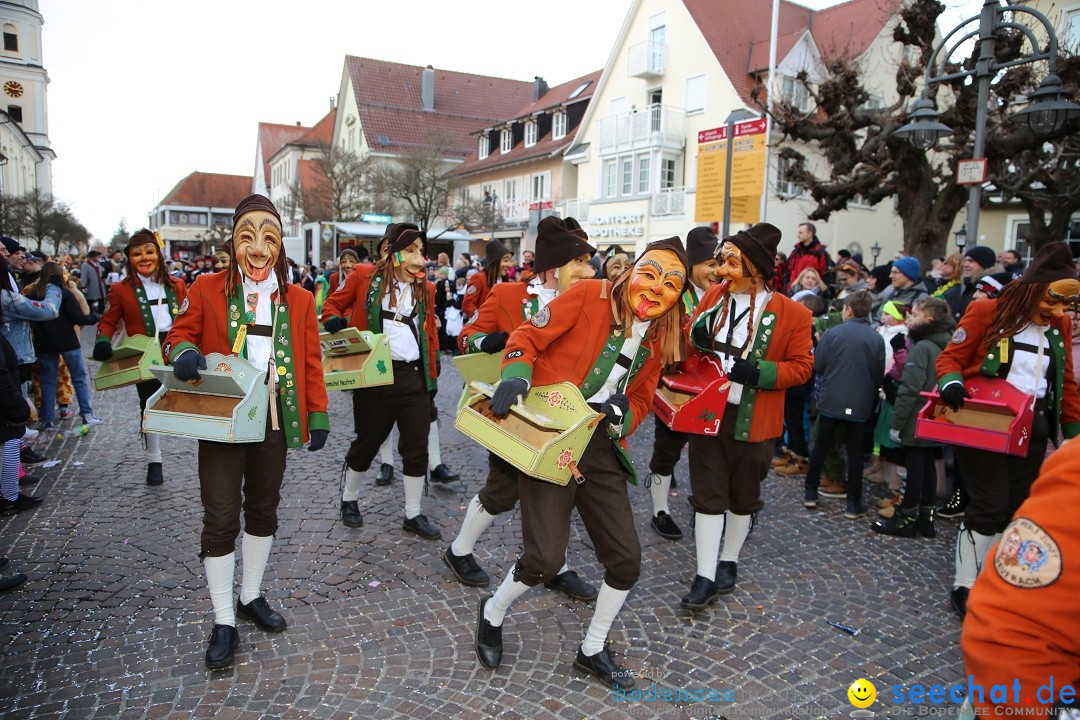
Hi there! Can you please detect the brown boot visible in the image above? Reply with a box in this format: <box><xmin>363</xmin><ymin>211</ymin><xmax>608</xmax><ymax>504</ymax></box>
<box><xmin>819</xmin><ymin>478</ymin><xmax>847</xmax><ymax>498</ymax></box>
<box><xmin>771</xmin><ymin>448</ymin><xmax>794</xmax><ymax>468</ymax></box>
<box><xmin>776</xmin><ymin>457</ymin><xmax>808</xmax><ymax>475</ymax></box>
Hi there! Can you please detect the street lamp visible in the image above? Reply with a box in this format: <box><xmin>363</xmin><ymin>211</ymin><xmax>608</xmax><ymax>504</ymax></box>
<box><xmin>870</xmin><ymin>242</ymin><xmax>881</xmax><ymax>267</ymax></box>
<box><xmin>892</xmin><ymin>0</ymin><xmax>1080</xmax><ymax>246</ymax></box>
<box><xmin>954</xmin><ymin>224</ymin><xmax>967</xmax><ymax>251</ymax></box>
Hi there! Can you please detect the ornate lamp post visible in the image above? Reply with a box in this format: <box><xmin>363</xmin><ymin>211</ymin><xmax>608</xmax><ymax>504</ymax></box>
<box><xmin>870</xmin><ymin>242</ymin><xmax>881</xmax><ymax>267</ymax></box>
<box><xmin>954</xmin><ymin>224</ymin><xmax>968</xmax><ymax>251</ymax></box>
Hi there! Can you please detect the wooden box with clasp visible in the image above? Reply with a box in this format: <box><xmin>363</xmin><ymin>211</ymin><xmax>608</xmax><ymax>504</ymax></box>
<box><xmin>652</xmin><ymin>354</ymin><xmax>731</xmax><ymax>435</ymax></box>
<box><xmin>455</xmin><ymin>381</ymin><xmax>603</xmax><ymax>486</ymax></box>
<box><xmin>320</xmin><ymin>327</ymin><xmax>394</xmax><ymax>391</ymax></box>
<box><xmin>93</xmin><ymin>334</ymin><xmax>163</xmax><ymax>391</ymax></box>
<box><xmin>915</xmin><ymin>375</ymin><xmax>1036</xmax><ymax>457</ymax></box>
<box><xmin>143</xmin><ymin>353</ymin><xmax>269</xmax><ymax>443</ymax></box>
<box><xmin>452</xmin><ymin>352</ymin><xmax>503</xmax><ymax>412</ymax></box>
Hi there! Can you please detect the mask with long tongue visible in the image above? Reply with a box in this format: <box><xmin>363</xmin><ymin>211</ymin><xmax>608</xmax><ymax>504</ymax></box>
<box><xmin>626</xmin><ymin>249</ymin><xmax>685</xmax><ymax>320</ymax></box>
<box><xmin>392</xmin><ymin>238</ymin><xmax>427</xmax><ymax>282</ymax></box>
<box><xmin>233</xmin><ymin>209</ymin><xmax>282</xmax><ymax>282</ymax></box>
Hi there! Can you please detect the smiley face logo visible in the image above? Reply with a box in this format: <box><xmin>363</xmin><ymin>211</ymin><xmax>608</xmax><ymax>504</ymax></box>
<box><xmin>848</xmin><ymin>678</ymin><xmax>876</xmax><ymax>708</ymax></box>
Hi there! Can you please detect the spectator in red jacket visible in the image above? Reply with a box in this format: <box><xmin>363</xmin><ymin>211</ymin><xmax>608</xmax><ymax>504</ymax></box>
<box><xmin>785</xmin><ymin>223</ymin><xmax>830</xmax><ymax>286</ymax></box>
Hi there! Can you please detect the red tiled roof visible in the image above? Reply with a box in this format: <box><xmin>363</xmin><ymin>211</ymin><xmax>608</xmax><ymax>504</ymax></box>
<box><xmin>257</xmin><ymin>122</ymin><xmax>309</xmax><ymax>188</ymax></box>
<box><xmin>747</xmin><ymin>30</ymin><xmax>806</xmax><ymax>73</ymax></box>
<box><xmin>345</xmin><ymin>56</ymin><xmax>535</xmax><ymax>158</ymax></box>
<box><xmin>161</xmin><ymin>171</ymin><xmax>253</xmax><ymax>209</ymax></box>
<box><xmin>684</xmin><ymin>0</ymin><xmax>904</xmax><ymax>106</ymax></box>
<box><xmin>297</xmin><ymin>108</ymin><xmax>337</xmax><ymax>147</ymax></box>
<box><xmin>452</xmin><ymin>70</ymin><xmax>602</xmax><ymax>177</ymax></box>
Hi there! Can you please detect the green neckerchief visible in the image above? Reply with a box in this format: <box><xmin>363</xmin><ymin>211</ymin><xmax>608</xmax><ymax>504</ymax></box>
<box><xmin>132</xmin><ymin>277</ymin><xmax>179</xmax><ymax>336</ymax></box>
<box><xmin>522</xmin><ymin>295</ymin><xmax>541</xmax><ymax>323</ymax></box>
<box><xmin>226</xmin><ymin>281</ymin><xmax>305</xmax><ymax>449</ymax></box>
<box><xmin>365</xmin><ymin>273</ymin><xmax>437</xmax><ymax>392</ymax></box>
<box><xmin>680</xmin><ymin>286</ymin><xmax>699</xmax><ymax>316</ymax></box>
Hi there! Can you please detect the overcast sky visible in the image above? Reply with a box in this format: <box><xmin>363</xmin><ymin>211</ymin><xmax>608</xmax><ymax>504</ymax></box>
<box><xmin>40</xmin><ymin>0</ymin><xmax>981</xmax><ymax>243</ymax></box>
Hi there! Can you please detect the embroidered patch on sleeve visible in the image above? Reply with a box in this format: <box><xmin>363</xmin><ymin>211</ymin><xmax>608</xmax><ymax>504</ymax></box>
<box><xmin>162</xmin><ymin>341</ymin><xmax>172</xmax><ymax>357</ymax></box>
<box><xmin>993</xmin><ymin>517</ymin><xmax>1061</xmax><ymax>589</ymax></box>
<box><xmin>505</xmin><ymin>350</ymin><xmax>523</xmax><ymax>359</ymax></box>
<box><xmin>465</xmin><ymin>285</ymin><xmax>477</xmax><ymax>296</ymax></box>
<box><xmin>531</xmin><ymin>306</ymin><xmax>551</xmax><ymax>328</ymax></box>
<box><xmin>177</xmin><ymin>297</ymin><xmax>190</xmax><ymax>315</ymax></box>
<box><xmin>951</xmin><ymin>327</ymin><xmax>967</xmax><ymax>344</ymax></box>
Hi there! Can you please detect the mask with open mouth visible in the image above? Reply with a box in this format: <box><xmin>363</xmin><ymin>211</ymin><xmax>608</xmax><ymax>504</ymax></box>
<box><xmin>233</xmin><ymin>209</ymin><xmax>282</xmax><ymax>282</ymax></box>
<box><xmin>715</xmin><ymin>242</ymin><xmax>761</xmax><ymax>294</ymax></box>
<box><xmin>626</xmin><ymin>249</ymin><xmax>685</xmax><ymax>320</ymax></box>
<box><xmin>1032</xmin><ymin>278</ymin><xmax>1080</xmax><ymax>325</ymax></box>
<box><xmin>392</xmin><ymin>238</ymin><xmax>427</xmax><ymax>282</ymax></box>
<box><xmin>127</xmin><ymin>241</ymin><xmax>160</xmax><ymax>278</ymax></box>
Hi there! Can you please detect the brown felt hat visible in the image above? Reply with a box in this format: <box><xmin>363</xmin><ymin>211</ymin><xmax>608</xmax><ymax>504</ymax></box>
<box><xmin>563</xmin><ymin>216</ymin><xmax>589</xmax><ymax>241</ymax></box>
<box><xmin>232</xmin><ymin>194</ymin><xmax>281</xmax><ymax>229</ymax></box>
<box><xmin>686</xmin><ymin>226</ymin><xmax>719</xmax><ymax>267</ymax></box>
<box><xmin>533</xmin><ymin>216</ymin><xmax>595</xmax><ymax>274</ymax></box>
<box><xmin>1018</xmin><ymin>242</ymin><xmax>1077</xmax><ymax>284</ymax></box>
<box><xmin>125</xmin><ymin>228</ymin><xmax>161</xmax><ymax>256</ymax></box>
<box><xmin>387</xmin><ymin>223</ymin><xmax>424</xmax><ymax>256</ymax></box>
<box><xmin>484</xmin><ymin>239</ymin><xmax>512</xmax><ymax>266</ymax></box>
<box><xmin>724</xmin><ymin>222</ymin><xmax>781</xmax><ymax>278</ymax></box>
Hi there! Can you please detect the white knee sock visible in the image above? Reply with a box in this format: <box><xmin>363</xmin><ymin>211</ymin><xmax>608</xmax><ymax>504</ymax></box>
<box><xmin>403</xmin><ymin>474</ymin><xmax>424</xmax><ymax>519</ymax></box>
<box><xmin>557</xmin><ymin>558</ymin><xmax>570</xmax><ymax>575</ymax></box>
<box><xmin>239</xmin><ymin>533</ymin><xmax>273</xmax><ymax>605</ymax></box>
<box><xmin>342</xmin><ymin>468</ymin><xmax>364</xmax><ymax>502</ymax></box>
<box><xmin>694</xmin><ymin>513</ymin><xmax>725</xmax><ymax>581</ymax></box>
<box><xmin>451</xmin><ymin>495</ymin><xmax>495</xmax><ymax>556</ymax></box>
<box><xmin>145</xmin><ymin>433</ymin><xmax>162</xmax><ymax>464</ymax></box>
<box><xmin>204</xmin><ymin>552</ymin><xmax>236</xmax><ymax>627</ymax></box>
<box><xmin>485</xmin><ymin>565</ymin><xmax>532</xmax><ymax>627</ymax></box>
<box><xmin>379</xmin><ymin>434</ymin><xmax>393</xmax><ymax>465</ymax></box>
<box><xmin>428</xmin><ymin>419</ymin><xmax>442</xmax><ymax>470</ymax></box>
<box><xmin>581</xmin><ymin>583</ymin><xmax>630</xmax><ymax>656</ymax></box>
<box><xmin>718</xmin><ymin>511</ymin><xmax>753</xmax><ymax>563</ymax></box>
<box><xmin>953</xmin><ymin>523</ymin><xmax>996</xmax><ymax>589</ymax></box>
<box><xmin>649</xmin><ymin>473</ymin><xmax>671</xmax><ymax>516</ymax></box>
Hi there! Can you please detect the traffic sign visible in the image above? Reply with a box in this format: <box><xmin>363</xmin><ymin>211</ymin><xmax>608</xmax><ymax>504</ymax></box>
<box><xmin>956</xmin><ymin>159</ymin><xmax>987</xmax><ymax>185</ymax></box>
<box><xmin>362</xmin><ymin>213</ymin><xmax>393</xmax><ymax>224</ymax></box>
<box><xmin>321</xmin><ymin>226</ymin><xmax>334</xmax><ymax>241</ymax></box>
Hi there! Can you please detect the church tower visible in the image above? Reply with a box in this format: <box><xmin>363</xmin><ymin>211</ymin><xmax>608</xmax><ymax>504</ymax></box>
<box><xmin>0</xmin><ymin>0</ymin><xmax>53</xmax><ymax>195</ymax></box>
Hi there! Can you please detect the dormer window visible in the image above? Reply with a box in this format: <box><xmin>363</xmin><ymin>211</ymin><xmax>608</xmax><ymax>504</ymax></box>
<box><xmin>524</xmin><ymin>120</ymin><xmax>537</xmax><ymax>148</ymax></box>
<box><xmin>552</xmin><ymin>111</ymin><xmax>567</xmax><ymax>140</ymax></box>
<box><xmin>500</xmin><ymin>128</ymin><xmax>512</xmax><ymax>154</ymax></box>
<box><xmin>478</xmin><ymin>135</ymin><xmax>490</xmax><ymax>160</ymax></box>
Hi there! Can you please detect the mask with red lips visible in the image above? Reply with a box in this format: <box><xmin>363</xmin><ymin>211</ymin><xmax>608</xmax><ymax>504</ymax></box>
<box><xmin>626</xmin><ymin>249</ymin><xmax>685</xmax><ymax>320</ymax></box>
<box><xmin>127</xmin><ymin>242</ymin><xmax>160</xmax><ymax>278</ymax></box>
<box><xmin>393</xmin><ymin>239</ymin><xmax>427</xmax><ymax>283</ymax></box>
<box><xmin>233</xmin><ymin>209</ymin><xmax>282</xmax><ymax>282</ymax></box>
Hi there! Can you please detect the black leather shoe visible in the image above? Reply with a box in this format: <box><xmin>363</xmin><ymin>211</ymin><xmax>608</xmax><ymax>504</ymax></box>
<box><xmin>544</xmin><ymin>570</ymin><xmax>598</xmax><ymax>601</ymax></box>
<box><xmin>0</xmin><ymin>573</ymin><xmax>27</xmax><ymax>592</ymax></box>
<box><xmin>18</xmin><ymin>474</ymin><xmax>41</xmax><ymax>486</ymax></box>
<box><xmin>443</xmin><ymin>547</ymin><xmax>490</xmax><ymax>587</ymax></box>
<box><xmin>375</xmin><ymin>463</ymin><xmax>394</xmax><ymax>486</ymax></box>
<box><xmin>475</xmin><ymin>595</ymin><xmax>502</xmax><ymax>669</ymax></box>
<box><xmin>146</xmin><ymin>462</ymin><xmax>164</xmax><ymax>486</ymax></box>
<box><xmin>651</xmin><ymin>511</ymin><xmax>683</xmax><ymax>540</ymax></box>
<box><xmin>0</xmin><ymin>557</ymin><xmax>8</xmax><ymax>570</ymax></box>
<box><xmin>950</xmin><ymin>587</ymin><xmax>969</xmax><ymax>620</ymax></box>
<box><xmin>236</xmin><ymin>596</ymin><xmax>287</xmax><ymax>633</ymax></box>
<box><xmin>20</xmin><ymin>447</ymin><xmax>47</xmax><ymax>465</ymax></box>
<box><xmin>680</xmin><ymin>575</ymin><xmax>719</xmax><ymax>610</ymax></box>
<box><xmin>341</xmin><ymin>501</ymin><xmax>363</xmax><ymax>528</ymax></box>
<box><xmin>403</xmin><ymin>514</ymin><xmax>441</xmax><ymax>540</ymax></box>
<box><xmin>714</xmin><ymin>561</ymin><xmax>737</xmax><ymax>594</ymax></box>
<box><xmin>937</xmin><ymin>488</ymin><xmax>966</xmax><ymax>519</ymax></box>
<box><xmin>0</xmin><ymin>493</ymin><xmax>43</xmax><ymax>516</ymax></box>
<box><xmin>429</xmin><ymin>463</ymin><xmax>459</xmax><ymax>485</ymax></box>
<box><xmin>204</xmin><ymin>624</ymin><xmax>239</xmax><ymax>670</ymax></box>
<box><xmin>573</xmin><ymin>646</ymin><xmax>635</xmax><ymax>690</ymax></box>
<box><xmin>803</xmin><ymin>489</ymin><xmax>818</xmax><ymax>509</ymax></box>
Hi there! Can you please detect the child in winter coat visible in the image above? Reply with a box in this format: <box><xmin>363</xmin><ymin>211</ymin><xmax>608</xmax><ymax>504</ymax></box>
<box><xmin>872</xmin><ymin>301</ymin><xmax>908</xmax><ymax>510</ymax></box>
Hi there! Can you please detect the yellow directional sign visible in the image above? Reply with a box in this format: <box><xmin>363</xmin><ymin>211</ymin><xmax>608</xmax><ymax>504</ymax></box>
<box><xmin>695</xmin><ymin>118</ymin><xmax>767</xmax><ymax>224</ymax></box>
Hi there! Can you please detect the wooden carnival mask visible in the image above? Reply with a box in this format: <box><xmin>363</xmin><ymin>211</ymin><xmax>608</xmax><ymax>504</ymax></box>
<box><xmin>556</xmin><ymin>252</ymin><xmax>595</xmax><ymax>294</ymax></box>
<box><xmin>715</xmin><ymin>242</ymin><xmax>761</xmax><ymax>294</ymax></box>
<box><xmin>627</xmin><ymin>249</ymin><xmax>685</xmax><ymax>320</ymax></box>
<box><xmin>392</xmin><ymin>238</ymin><xmax>427</xmax><ymax>283</ymax></box>
<box><xmin>1032</xmin><ymin>278</ymin><xmax>1080</xmax><ymax>326</ymax></box>
<box><xmin>127</xmin><ymin>241</ymin><xmax>160</xmax><ymax>278</ymax></box>
<box><xmin>233</xmin><ymin>209</ymin><xmax>282</xmax><ymax>282</ymax></box>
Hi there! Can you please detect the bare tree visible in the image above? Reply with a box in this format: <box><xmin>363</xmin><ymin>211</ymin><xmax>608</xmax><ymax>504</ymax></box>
<box><xmin>303</xmin><ymin>143</ymin><xmax>371</xmax><ymax>222</ymax></box>
<box><xmin>453</xmin><ymin>191</ymin><xmax>504</xmax><ymax>235</ymax></box>
<box><xmin>369</xmin><ymin>131</ymin><xmax>459</xmax><ymax>233</ymax></box>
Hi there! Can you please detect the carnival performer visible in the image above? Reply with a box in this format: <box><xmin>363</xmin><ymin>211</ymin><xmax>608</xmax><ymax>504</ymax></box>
<box><xmin>461</xmin><ymin>239</ymin><xmax>513</xmax><ymax>322</ymax></box>
<box><xmin>645</xmin><ymin>225</ymin><xmax>720</xmax><ymax>541</ymax></box>
<box><xmin>321</xmin><ymin>223</ymin><xmax>442</xmax><ymax>539</ymax></box>
<box><xmin>681</xmin><ymin>223</ymin><xmax>813</xmax><ymax>609</ymax></box>
<box><xmin>935</xmin><ymin>241</ymin><xmax>1080</xmax><ymax>620</ymax></box>
<box><xmin>445</xmin><ymin>216</ymin><xmax>597</xmax><ymax>600</ymax></box>
<box><xmin>93</xmin><ymin>229</ymin><xmax>189</xmax><ymax>486</ymax></box>
<box><xmin>474</xmin><ymin>237</ymin><xmax>689</xmax><ymax>690</ymax></box>
<box><xmin>163</xmin><ymin>194</ymin><xmax>329</xmax><ymax>670</ymax></box>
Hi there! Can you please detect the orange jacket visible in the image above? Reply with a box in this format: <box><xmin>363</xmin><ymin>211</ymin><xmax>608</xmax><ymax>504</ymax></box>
<box><xmin>458</xmin><ymin>282</ymin><xmax>537</xmax><ymax>354</ymax></box>
<box><xmin>161</xmin><ymin>271</ymin><xmax>328</xmax><ymax>443</ymax></box>
<box><xmin>962</xmin><ymin>439</ymin><xmax>1080</xmax><ymax>713</ymax></box>
<box><xmin>321</xmin><ymin>265</ymin><xmax>439</xmax><ymax>388</ymax></box>
<box><xmin>501</xmin><ymin>279</ymin><xmax>661</xmax><ymax>439</ymax></box>
<box><xmin>461</xmin><ymin>272</ymin><xmax>490</xmax><ymax>320</ymax></box>
<box><xmin>686</xmin><ymin>286</ymin><xmax>814</xmax><ymax>442</ymax></box>
<box><xmin>937</xmin><ymin>299</ymin><xmax>1080</xmax><ymax>440</ymax></box>
<box><xmin>96</xmin><ymin>275</ymin><xmax>188</xmax><ymax>342</ymax></box>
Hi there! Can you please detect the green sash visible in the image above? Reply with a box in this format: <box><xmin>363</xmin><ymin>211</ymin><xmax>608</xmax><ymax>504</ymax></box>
<box><xmin>132</xmin><ymin>279</ymin><xmax>179</xmax><ymax>335</ymax></box>
<box><xmin>365</xmin><ymin>274</ymin><xmax>437</xmax><ymax>392</ymax></box>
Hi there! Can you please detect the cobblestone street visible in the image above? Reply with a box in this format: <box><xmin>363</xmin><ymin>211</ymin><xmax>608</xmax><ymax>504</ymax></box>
<box><xmin>0</xmin><ymin>333</ymin><xmax>969</xmax><ymax>720</ymax></box>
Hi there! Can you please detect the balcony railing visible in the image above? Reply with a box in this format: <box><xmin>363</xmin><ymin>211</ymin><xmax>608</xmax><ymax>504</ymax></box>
<box><xmin>628</xmin><ymin>41</ymin><xmax>666</xmax><ymax>77</ymax></box>
<box><xmin>561</xmin><ymin>199</ymin><xmax>589</xmax><ymax>221</ymax></box>
<box><xmin>597</xmin><ymin>103</ymin><xmax>685</xmax><ymax>154</ymax></box>
<box><xmin>652</xmin><ymin>187</ymin><xmax>686</xmax><ymax>216</ymax></box>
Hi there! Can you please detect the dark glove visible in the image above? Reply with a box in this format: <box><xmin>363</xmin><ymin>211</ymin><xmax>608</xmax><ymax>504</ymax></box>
<box><xmin>890</xmin><ymin>333</ymin><xmax>907</xmax><ymax>352</ymax></box>
<box><xmin>691</xmin><ymin>322</ymin><xmax>712</xmax><ymax>350</ymax></box>
<box><xmin>307</xmin><ymin>429</ymin><xmax>328</xmax><ymax>452</ymax></box>
<box><xmin>728</xmin><ymin>357</ymin><xmax>760</xmax><ymax>386</ymax></box>
<box><xmin>323</xmin><ymin>316</ymin><xmax>347</xmax><ymax>335</ymax></box>
<box><xmin>600</xmin><ymin>393</ymin><xmax>630</xmax><ymax>433</ymax></box>
<box><xmin>883</xmin><ymin>376</ymin><xmax>899</xmax><ymax>405</ymax></box>
<box><xmin>92</xmin><ymin>342</ymin><xmax>113</xmax><ymax>361</ymax></box>
<box><xmin>172</xmin><ymin>350</ymin><xmax>207</xmax><ymax>382</ymax></box>
<box><xmin>489</xmin><ymin>377</ymin><xmax>528</xmax><ymax>415</ymax></box>
<box><xmin>479</xmin><ymin>331</ymin><xmax>508</xmax><ymax>354</ymax></box>
<box><xmin>940</xmin><ymin>382</ymin><xmax>970</xmax><ymax>412</ymax></box>
<box><xmin>85</xmin><ymin>313</ymin><xmax>100</xmax><ymax>325</ymax></box>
